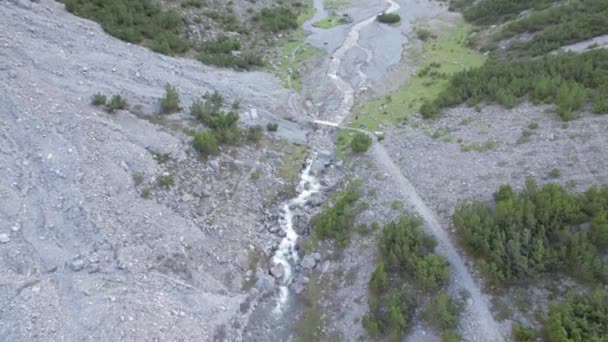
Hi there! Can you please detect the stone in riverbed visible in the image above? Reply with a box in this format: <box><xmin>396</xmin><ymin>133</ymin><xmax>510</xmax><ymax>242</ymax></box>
<box><xmin>300</xmin><ymin>254</ymin><xmax>317</xmax><ymax>270</ymax></box>
<box><xmin>270</xmin><ymin>264</ymin><xmax>284</xmax><ymax>279</ymax></box>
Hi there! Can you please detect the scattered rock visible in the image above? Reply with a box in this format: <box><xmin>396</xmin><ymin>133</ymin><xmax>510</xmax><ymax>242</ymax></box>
<box><xmin>0</xmin><ymin>234</ymin><xmax>10</xmax><ymax>244</ymax></box>
<box><xmin>70</xmin><ymin>258</ymin><xmax>85</xmax><ymax>272</ymax></box>
<box><xmin>269</xmin><ymin>264</ymin><xmax>284</xmax><ymax>279</ymax></box>
<box><xmin>300</xmin><ymin>254</ymin><xmax>317</xmax><ymax>270</ymax></box>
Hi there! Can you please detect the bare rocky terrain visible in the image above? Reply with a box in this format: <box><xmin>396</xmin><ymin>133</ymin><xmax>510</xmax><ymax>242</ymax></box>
<box><xmin>0</xmin><ymin>1</ymin><xmax>310</xmax><ymax>340</ymax></box>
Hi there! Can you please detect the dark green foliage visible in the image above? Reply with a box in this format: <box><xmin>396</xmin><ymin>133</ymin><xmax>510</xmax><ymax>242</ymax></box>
<box><xmin>91</xmin><ymin>92</ymin><xmax>107</xmax><ymax>106</ymax></box>
<box><xmin>107</xmin><ymin>94</ymin><xmax>128</xmax><ymax>113</ymax></box>
<box><xmin>362</xmin><ymin>288</ymin><xmax>417</xmax><ymax>341</ymax></box>
<box><xmin>192</xmin><ymin>131</ymin><xmax>219</xmax><ymax>157</ymax></box>
<box><xmin>512</xmin><ymin>324</ymin><xmax>536</xmax><ymax>342</ymax></box>
<box><xmin>350</xmin><ymin>132</ymin><xmax>372</xmax><ymax>153</ymax></box>
<box><xmin>246</xmin><ymin>125</ymin><xmax>263</xmax><ymax>143</ymax></box>
<box><xmin>453</xmin><ymin>180</ymin><xmax>608</xmax><ymax>285</ymax></box>
<box><xmin>312</xmin><ymin>187</ymin><xmax>361</xmax><ymax>246</ymax></box>
<box><xmin>190</xmin><ymin>92</ymin><xmax>240</xmax><ymax>145</ymax></box>
<box><xmin>266</xmin><ymin>122</ymin><xmax>279</xmax><ymax>132</ymax></box>
<box><xmin>252</xmin><ymin>7</ymin><xmax>298</xmax><ymax>32</ymax></box>
<box><xmin>64</xmin><ymin>0</ymin><xmax>189</xmax><ymax>55</ymax></box>
<box><xmin>421</xmin><ymin>50</ymin><xmax>608</xmax><ymax>119</ymax></box>
<box><xmin>416</xmin><ymin>28</ymin><xmax>434</xmax><ymax>41</ymax></box>
<box><xmin>423</xmin><ymin>291</ymin><xmax>463</xmax><ymax>340</ymax></box>
<box><xmin>196</xmin><ymin>36</ymin><xmax>263</xmax><ymax>69</ymax></box>
<box><xmin>377</xmin><ymin>12</ymin><xmax>401</xmax><ymax>24</ymax></box>
<box><xmin>497</xmin><ymin>0</ymin><xmax>608</xmax><ymax>56</ymax></box>
<box><xmin>160</xmin><ymin>83</ymin><xmax>180</xmax><ymax>114</ymax></box>
<box><xmin>363</xmin><ymin>216</ymin><xmax>455</xmax><ymax>340</ymax></box>
<box><xmin>380</xmin><ymin>216</ymin><xmax>450</xmax><ymax>291</ymax></box>
<box><xmin>157</xmin><ymin>174</ymin><xmax>174</xmax><ymax>187</ymax></box>
<box><xmin>460</xmin><ymin>0</ymin><xmax>555</xmax><ymax>26</ymax></box>
<box><xmin>547</xmin><ymin>289</ymin><xmax>608</xmax><ymax>342</ymax></box>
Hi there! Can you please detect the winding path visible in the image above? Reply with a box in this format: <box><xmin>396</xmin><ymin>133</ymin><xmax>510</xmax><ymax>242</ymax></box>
<box><xmin>313</xmin><ymin>0</ymin><xmax>505</xmax><ymax>340</ymax></box>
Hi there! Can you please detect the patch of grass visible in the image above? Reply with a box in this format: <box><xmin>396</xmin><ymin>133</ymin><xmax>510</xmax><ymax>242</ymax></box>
<box><xmin>253</xmin><ymin>7</ymin><xmax>298</xmax><ymax>32</ymax></box>
<box><xmin>351</xmin><ymin>132</ymin><xmax>372</xmax><ymax>153</ymax></box>
<box><xmin>391</xmin><ymin>200</ymin><xmax>404</xmax><ymax>211</ymax></box>
<box><xmin>353</xmin><ymin>20</ymin><xmax>484</xmax><ymax>130</ymax></box>
<box><xmin>324</xmin><ymin>0</ymin><xmax>349</xmax><ymax>10</ymax></box>
<box><xmin>279</xmin><ymin>145</ymin><xmax>309</xmax><ymax>196</ymax></box>
<box><xmin>460</xmin><ymin>139</ymin><xmax>499</xmax><ymax>152</ymax></box>
<box><xmin>192</xmin><ymin>131</ymin><xmax>220</xmax><ymax>157</ymax></box>
<box><xmin>132</xmin><ymin>172</ymin><xmax>144</xmax><ymax>186</ymax></box>
<box><xmin>277</xmin><ymin>36</ymin><xmax>320</xmax><ymax>92</ymax></box>
<box><xmin>91</xmin><ymin>92</ymin><xmax>107</xmax><ymax>106</ymax></box>
<box><xmin>416</xmin><ymin>27</ymin><xmax>435</xmax><ymax>41</ymax></box>
<box><xmin>312</xmin><ymin>14</ymin><xmax>343</xmax><ymax>29</ymax></box>
<box><xmin>294</xmin><ymin>274</ymin><xmax>325</xmax><ymax>341</ymax></box>
<box><xmin>157</xmin><ymin>174</ymin><xmax>174</xmax><ymax>188</ymax></box>
<box><xmin>150</xmin><ymin>151</ymin><xmax>171</xmax><ymax>164</ymax></box>
<box><xmin>250</xmin><ymin>168</ymin><xmax>262</xmax><ymax>180</ymax></box>
<box><xmin>140</xmin><ymin>187</ymin><xmax>151</xmax><ymax>199</ymax></box>
<box><xmin>528</xmin><ymin>122</ymin><xmax>539</xmax><ymax>130</ymax></box>
<box><xmin>246</xmin><ymin>125</ymin><xmax>263</xmax><ymax>143</ymax></box>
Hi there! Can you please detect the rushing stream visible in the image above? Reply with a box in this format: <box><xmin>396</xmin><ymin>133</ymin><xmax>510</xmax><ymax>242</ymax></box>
<box><xmin>272</xmin><ymin>155</ymin><xmax>321</xmax><ymax>312</ymax></box>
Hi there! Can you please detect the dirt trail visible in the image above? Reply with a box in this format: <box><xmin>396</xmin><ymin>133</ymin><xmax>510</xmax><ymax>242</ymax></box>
<box><xmin>312</xmin><ymin>0</ymin><xmax>505</xmax><ymax>339</ymax></box>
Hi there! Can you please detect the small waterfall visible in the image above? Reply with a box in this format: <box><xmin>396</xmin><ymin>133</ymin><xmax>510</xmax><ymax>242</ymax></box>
<box><xmin>272</xmin><ymin>154</ymin><xmax>321</xmax><ymax>312</ymax></box>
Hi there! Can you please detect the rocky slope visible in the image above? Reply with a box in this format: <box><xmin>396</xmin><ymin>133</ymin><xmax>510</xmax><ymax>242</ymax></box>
<box><xmin>0</xmin><ymin>1</ymin><xmax>310</xmax><ymax>340</ymax></box>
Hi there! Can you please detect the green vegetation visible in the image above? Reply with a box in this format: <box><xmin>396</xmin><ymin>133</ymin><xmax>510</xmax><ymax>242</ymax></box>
<box><xmin>278</xmin><ymin>37</ymin><xmax>320</xmax><ymax>91</ymax></box>
<box><xmin>150</xmin><ymin>151</ymin><xmax>171</xmax><ymax>164</ymax></box>
<box><xmin>312</xmin><ymin>186</ymin><xmax>361</xmax><ymax>246</ymax></box>
<box><xmin>253</xmin><ymin>7</ymin><xmax>298</xmax><ymax>32</ymax></box>
<box><xmin>363</xmin><ymin>216</ymin><xmax>457</xmax><ymax>340</ymax></box>
<box><xmin>140</xmin><ymin>187</ymin><xmax>151</xmax><ymax>199</ymax></box>
<box><xmin>416</xmin><ymin>27</ymin><xmax>434</xmax><ymax>41</ymax></box>
<box><xmin>512</xmin><ymin>324</ymin><xmax>536</xmax><ymax>342</ymax></box>
<box><xmin>377</xmin><ymin>12</ymin><xmax>401</xmax><ymax>24</ymax></box>
<box><xmin>157</xmin><ymin>174</ymin><xmax>174</xmax><ymax>187</ymax></box>
<box><xmin>547</xmin><ymin>289</ymin><xmax>608</xmax><ymax>342</ymax></box>
<box><xmin>107</xmin><ymin>94</ymin><xmax>128</xmax><ymax>113</ymax></box>
<box><xmin>192</xmin><ymin>131</ymin><xmax>220</xmax><ymax>157</ymax></box>
<box><xmin>548</xmin><ymin>168</ymin><xmax>561</xmax><ymax>179</ymax></box>
<box><xmin>453</xmin><ymin>178</ymin><xmax>608</xmax><ymax>285</ymax></box>
<box><xmin>250</xmin><ymin>168</ymin><xmax>262</xmax><ymax>180</ymax></box>
<box><xmin>460</xmin><ymin>139</ymin><xmax>499</xmax><ymax>152</ymax></box>
<box><xmin>197</xmin><ymin>36</ymin><xmax>264</xmax><ymax>70</ymax></box>
<box><xmin>350</xmin><ymin>132</ymin><xmax>372</xmax><ymax>153</ymax></box>
<box><xmin>246</xmin><ymin>125</ymin><xmax>263</xmax><ymax>143</ymax></box>
<box><xmin>496</xmin><ymin>0</ymin><xmax>608</xmax><ymax>57</ymax></box>
<box><xmin>455</xmin><ymin>0</ymin><xmax>554</xmax><ymax>25</ymax></box>
<box><xmin>266</xmin><ymin>122</ymin><xmax>279</xmax><ymax>132</ymax></box>
<box><xmin>278</xmin><ymin>145</ymin><xmax>309</xmax><ymax>196</ymax></box>
<box><xmin>160</xmin><ymin>83</ymin><xmax>180</xmax><ymax>114</ymax></box>
<box><xmin>420</xmin><ymin>49</ymin><xmax>608</xmax><ymax>119</ymax></box>
<box><xmin>353</xmin><ymin>21</ymin><xmax>484</xmax><ymax>130</ymax></box>
<box><xmin>190</xmin><ymin>91</ymin><xmax>240</xmax><ymax>145</ymax></box>
<box><xmin>64</xmin><ymin>0</ymin><xmax>189</xmax><ymax>55</ymax></box>
<box><xmin>91</xmin><ymin>92</ymin><xmax>107</xmax><ymax>106</ymax></box>
<box><xmin>312</xmin><ymin>14</ymin><xmax>344</xmax><ymax>29</ymax></box>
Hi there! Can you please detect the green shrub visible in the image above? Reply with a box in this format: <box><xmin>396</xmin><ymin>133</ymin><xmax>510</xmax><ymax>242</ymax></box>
<box><xmin>64</xmin><ymin>0</ymin><xmax>189</xmax><ymax>55</ymax></box>
<box><xmin>107</xmin><ymin>95</ymin><xmax>128</xmax><ymax>113</ymax></box>
<box><xmin>423</xmin><ymin>291</ymin><xmax>463</xmax><ymax>339</ymax></box>
<box><xmin>246</xmin><ymin>125</ymin><xmax>263</xmax><ymax>143</ymax></box>
<box><xmin>160</xmin><ymin>83</ymin><xmax>180</xmax><ymax>114</ymax></box>
<box><xmin>453</xmin><ymin>180</ymin><xmax>608</xmax><ymax>285</ymax></box>
<box><xmin>512</xmin><ymin>324</ymin><xmax>536</xmax><ymax>342</ymax></box>
<box><xmin>91</xmin><ymin>92</ymin><xmax>107</xmax><ymax>106</ymax></box>
<box><xmin>547</xmin><ymin>289</ymin><xmax>608</xmax><ymax>342</ymax></box>
<box><xmin>267</xmin><ymin>122</ymin><xmax>279</xmax><ymax>132</ymax></box>
<box><xmin>350</xmin><ymin>132</ymin><xmax>372</xmax><ymax>153</ymax></box>
<box><xmin>157</xmin><ymin>174</ymin><xmax>174</xmax><ymax>187</ymax></box>
<box><xmin>190</xmin><ymin>92</ymin><xmax>240</xmax><ymax>145</ymax></box>
<box><xmin>253</xmin><ymin>7</ymin><xmax>298</xmax><ymax>32</ymax></box>
<box><xmin>377</xmin><ymin>12</ymin><xmax>401</xmax><ymax>24</ymax></box>
<box><xmin>548</xmin><ymin>168</ymin><xmax>561</xmax><ymax>179</ymax></box>
<box><xmin>313</xmin><ymin>187</ymin><xmax>361</xmax><ymax>246</ymax></box>
<box><xmin>416</xmin><ymin>28</ymin><xmax>433</xmax><ymax>41</ymax></box>
<box><xmin>141</xmin><ymin>187</ymin><xmax>151</xmax><ymax>199</ymax></box>
<box><xmin>192</xmin><ymin>131</ymin><xmax>220</xmax><ymax>157</ymax></box>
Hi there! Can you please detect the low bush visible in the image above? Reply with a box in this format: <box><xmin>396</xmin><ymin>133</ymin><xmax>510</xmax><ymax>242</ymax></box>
<box><xmin>416</xmin><ymin>28</ymin><xmax>434</xmax><ymax>41</ymax></box>
<box><xmin>246</xmin><ymin>125</ymin><xmax>263</xmax><ymax>143</ymax></box>
<box><xmin>64</xmin><ymin>0</ymin><xmax>189</xmax><ymax>55</ymax></box>
<box><xmin>107</xmin><ymin>95</ymin><xmax>128</xmax><ymax>113</ymax></box>
<box><xmin>157</xmin><ymin>174</ymin><xmax>174</xmax><ymax>187</ymax></box>
<box><xmin>350</xmin><ymin>132</ymin><xmax>372</xmax><ymax>153</ymax></box>
<box><xmin>313</xmin><ymin>187</ymin><xmax>361</xmax><ymax>246</ymax></box>
<box><xmin>192</xmin><ymin>131</ymin><xmax>220</xmax><ymax>157</ymax></box>
<box><xmin>160</xmin><ymin>83</ymin><xmax>180</xmax><ymax>114</ymax></box>
<box><xmin>423</xmin><ymin>291</ymin><xmax>463</xmax><ymax>340</ymax></box>
<box><xmin>91</xmin><ymin>92</ymin><xmax>107</xmax><ymax>106</ymax></box>
<box><xmin>377</xmin><ymin>12</ymin><xmax>401</xmax><ymax>24</ymax></box>
<box><xmin>191</xmin><ymin>92</ymin><xmax>241</xmax><ymax>145</ymax></box>
<box><xmin>253</xmin><ymin>7</ymin><xmax>298</xmax><ymax>32</ymax></box>
<box><xmin>267</xmin><ymin>122</ymin><xmax>279</xmax><ymax>132</ymax></box>
<box><xmin>547</xmin><ymin>289</ymin><xmax>608</xmax><ymax>341</ymax></box>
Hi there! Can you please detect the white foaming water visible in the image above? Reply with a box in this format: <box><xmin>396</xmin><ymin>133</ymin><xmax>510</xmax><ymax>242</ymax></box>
<box><xmin>272</xmin><ymin>155</ymin><xmax>322</xmax><ymax>312</ymax></box>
